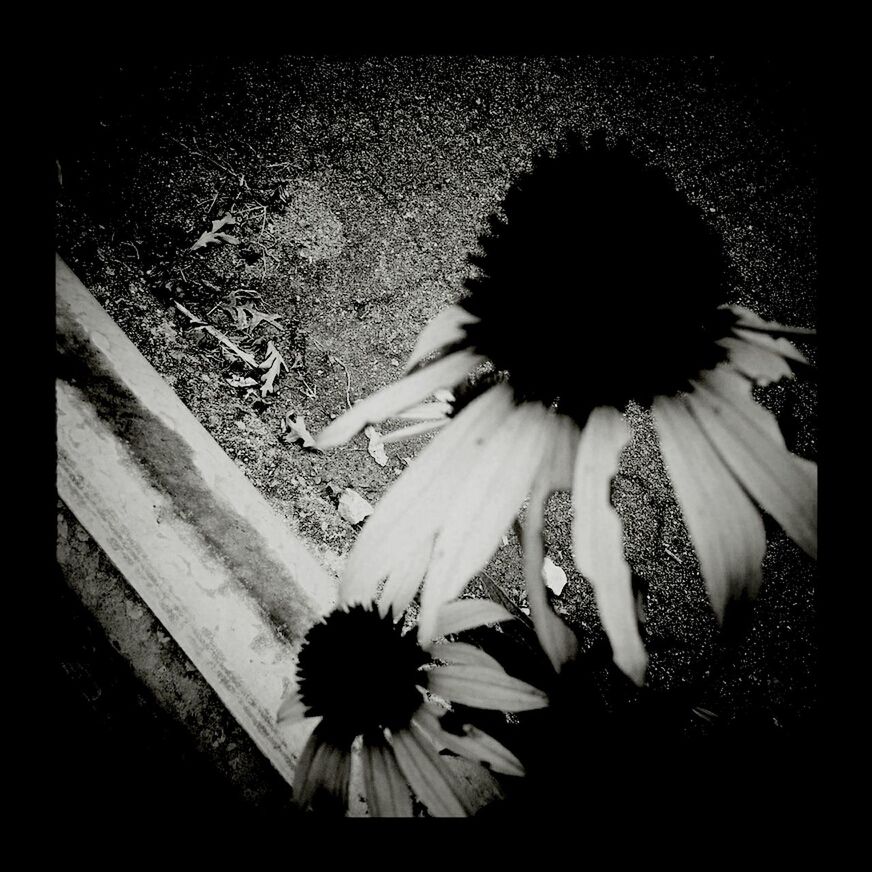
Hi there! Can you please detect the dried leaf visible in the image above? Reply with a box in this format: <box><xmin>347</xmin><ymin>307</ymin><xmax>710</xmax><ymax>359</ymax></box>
<box><xmin>338</xmin><ymin>488</ymin><xmax>374</xmax><ymax>525</ymax></box>
<box><xmin>542</xmin><ymin>557</ymin><xmax>568</xmax><ymax>596</ymax></box>
<box><xmin>221</xmin><ymin>304</ymin><xmax>249</xmax><ymax>331</ymax></box>
<box><xmin>364</xmin><ymin>426</ymin><xmax>389</xmax><ymax>467</ymax></box>
<box><xmin>175</xmin><ymin>301</ymin><xmax>259</xmax><ymax>368</ymax></box>
<box><xmin>247</xmin><ymin>309</ymin><xmax>284</xmax><ymax>331</ymax></box>
<box><xmin>258</xmin><ymin>341</ymin><xmax>288</xmax><ymax>396</ymax></box>
<box><xmin>283</xmin><ymin>414</ymin><xmax>319</xmax><ymax>450</ymax></box>
<box><xmin>190</xmin><ymin>214</ymin><xmax>240</xmax><ymax>251</ymax></box>
<box><xmin>173</xmin><ymin>300</ymin><xmax>207</xmax><ymax>326</ymax></box>
<box><xmin>226</xmin><ymin>375</ymin><xmax>260</xmax><ymax>388</ymax></box>
<box><xmin>207</xmin><ymin>329</ymin><xmax>258</xmax><ymax>367</ymax></box>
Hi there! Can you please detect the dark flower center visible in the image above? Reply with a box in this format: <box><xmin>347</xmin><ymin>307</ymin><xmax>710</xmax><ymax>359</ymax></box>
<box><xmin>296</xmin><ymin>604</ymin><xmax>431</xmax><ymax>743</ymax></box>
<box><xmin>460</xmin><ymin>131</ymin><xmax>736</xmax><ymax>424</ymax></box>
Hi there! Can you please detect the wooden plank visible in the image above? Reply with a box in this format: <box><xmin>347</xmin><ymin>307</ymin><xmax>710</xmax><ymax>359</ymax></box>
<box><xmin>56</xmin><ymin>254</ymin><xmax>501</xmax><ymax>814</ymax></box>
<box><xmin>56</xmin><ymin>254</ymin><xmax>338</xmax><ymax>790</ymax></box>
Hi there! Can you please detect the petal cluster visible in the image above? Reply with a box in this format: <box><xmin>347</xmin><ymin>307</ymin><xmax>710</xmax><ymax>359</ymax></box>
<box><xmin>278</xmin><ymin>599</ymin><xmax>547</xmax><ymax>817</ymax></box>
<box><xmin>314</xmin><ymin>133</ymin><xmax>817</xmax><ymax>687</ymax></box>
<box><xmin>316</xmin><ymin>301</ymin><xmax>815</xmax><ymax>685</ymax></box>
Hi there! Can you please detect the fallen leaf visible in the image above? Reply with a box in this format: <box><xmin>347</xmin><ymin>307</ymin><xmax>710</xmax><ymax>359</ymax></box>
<box><xmin>190</xmin><ymin>214</ymin><xmax>240</xmax><ymax>251</ymax></box>
<box><xmin>247</xmin><ymin>309</ymin><xmax>284</xmax><ymax>332</ymax></box>
<box><xmin>174</xmin><ymin>300</ymin><xmax>207</xmax><ymax>326</ymax></box>
<box><xmin>175</xmin><ymin>300</ymin><xmax>260</xmax><ymax>367</ymax></box>
<box><xmin>225</xmin><ymin>305</ymin><xmax>250</xmax><ymax>331</ymax></box>
<box><xmin>542</xmin><ymin>557</ymin><xmax>568</xmax><ymax>597</ymax></box>
<box><xmin>364</xmin><ymin>425</ymin><xmax>389</xmax><ymax>467</ymax></box>
<box><xmin>220</xmin><ymin>302</ymin><xmax>283</xmax><ymax>333</ymax></box>
<box><xmin>283</xmin><ymin>413</ymin><xmax>319</xmax><ymax>450</ymax></box>
<box><xmin>282</xmin><ymin>412</ymin><xmax>321</xmax><ymax>451</ymax></box>
<box><xmin>200</xmin><ymin>326</ymin><xmax>258</xmax><ymax>367</ymax></box>
<box><xmin>226</xmin><ymin>375</ymin><xmax>260</xmax><ymax>388</ymax></box>
<box><xmin>258</xmin><ymin>341</ymin><xmax>288</xmax><ymax>396</ymax></box>
<box><xmin>338</xmin><ymin>488</ymin><xmax>373</xmax><ymax>525</ymax></box>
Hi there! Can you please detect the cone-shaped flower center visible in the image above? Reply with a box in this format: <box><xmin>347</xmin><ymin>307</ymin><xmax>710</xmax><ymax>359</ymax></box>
<box><xmin>461</xmin><ymin>132</ymin><xmax>737</xmax><ymax>424</ymax></box>
<box><xmin>296</xmin><ymin>604</ymin><xmax>431</xmax><ymax>743</ymax></box>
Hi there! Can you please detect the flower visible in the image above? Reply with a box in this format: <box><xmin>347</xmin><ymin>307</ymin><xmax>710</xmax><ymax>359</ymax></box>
<box><xmin>315</xmin><ymin>131</ymin><xmax>817</xmax><ymax>686</ymax></box>
<box><xmin>278</xmin><ymin>597</ymin><xmax>547</xmax><ymax>817</ymax></box>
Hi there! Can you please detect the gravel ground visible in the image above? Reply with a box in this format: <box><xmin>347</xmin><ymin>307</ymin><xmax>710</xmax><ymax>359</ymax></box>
<box><xmin>54</xmin><ymin>55</ymin><xmax>818</xmax><ymax>814</ymax></box>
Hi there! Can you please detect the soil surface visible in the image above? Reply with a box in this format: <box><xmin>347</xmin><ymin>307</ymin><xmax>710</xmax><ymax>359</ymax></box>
<box><xmin>54</xmin><ymin>56</ymin><xmax>818</xmax><ymax>811</ymax></box>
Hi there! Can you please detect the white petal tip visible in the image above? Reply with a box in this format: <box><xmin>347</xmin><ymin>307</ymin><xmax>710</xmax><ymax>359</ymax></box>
<box><xmin>616</xmin><ymin>652</ymin><xmax>648</xmax><ymax>687</ymax></box>
<box><xmin>277</xmin><ymin>690</ymin><xmax>310</xmax><ymax>725</ymax></box>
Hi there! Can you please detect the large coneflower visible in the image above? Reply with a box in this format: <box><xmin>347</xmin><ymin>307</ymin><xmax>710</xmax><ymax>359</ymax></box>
<box><xmin>315</xmin><ymin>131</ymin><xmax>817</xmax><ymax>685</ymax></box>
<box><xmin>278</xmin><ymin>597</ymin><xmax>547</xmax><ymax>816</ymax></box>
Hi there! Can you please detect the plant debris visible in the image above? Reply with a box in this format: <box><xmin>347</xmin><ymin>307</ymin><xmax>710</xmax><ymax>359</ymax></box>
<box><xmin>338</xmin><ymin>488</ymin><xmax>374</xmax><ymax>525</ymax></box>
<box><xmin>364</xmin><ymin>426</ymin><xmax>389</xmax><ymax>466</ymax></box>
<box><xmin>542</xmin><ymin>557</ymin><xmax>568</xmax><ymax>596</ymax></box>
<box><xmin>281</xmin><ymin>412</ymin><xmax>319</xmax><ymax>450</ymax></box>
<box><xmin>258</xmin><ymin>340</ymin><xmax>289</xmax><ymax>396</ymax></box>
<box><xmin>175</xmin><ymin>300</ymin><xmax>259</xmax><ymax>367</ymax></box>
<box><xmin>328</xmin><ymin>353</ymin><xmax>353</xmax><ymax>409</ymax></box>
<box><xmin>218</xmin><ymin>289</ymin><xmax>284</xmax><ymax>334</ymax></box>
<box><xmin>227</xmin><ymin>375</ymin><xmax>260</xmax><ymax>389</ymax></box>
<box><xmin>190</xmin><ymin>214</ymin><xmax>240</xmax><ymax>250</ymax></box>
<box><xmin>175</xmin><ymin>293</ymin><xmax>292</xmax><ymax>397</ymax></box>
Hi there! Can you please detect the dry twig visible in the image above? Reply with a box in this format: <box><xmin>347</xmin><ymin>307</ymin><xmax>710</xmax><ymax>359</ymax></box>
<box><xmin>664</xmin><ymin>546</ymin><xmax>683</xmax><ymax>565</ymax></box>
<box><xmin>329</xmin><ymin>354</ymin><xmax>353</xmax><ymax>409</ymax></box>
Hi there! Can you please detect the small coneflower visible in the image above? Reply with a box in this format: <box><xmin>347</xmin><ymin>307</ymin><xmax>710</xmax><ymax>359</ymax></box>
<box><xmin>278</xmin><ymin>597</ymin><xmax>547</xmax><ymax>816</ymax></box>
<box><xmin>316</xmin><ymin>131</ymin><xmax>817</xmax><ymax>686</ymax></box>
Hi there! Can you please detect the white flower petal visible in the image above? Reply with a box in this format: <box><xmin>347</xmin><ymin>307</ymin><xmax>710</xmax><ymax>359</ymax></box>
<box><xmin>733</xmin><ymin>327</ymin><xmax>809</xmax><ymax>367</ymax></box>
<box><xmin>404</xmin><ymin>305</ymin><xmax>479</xmax><ymax>372</ymax></box>
<box><xmin>418</xmin><ymin>401</ymin><xmax>552</xmax><ymax>642</ymax></box>
<box><xmin>412</xmin><ymin>707</ymin><xmax>525</xmax><ymax>777</ymax></box>
<box><xmin>427</xmin><ymin>664</ymin><xmax>548</xmax><ymax>711</ymax></box>
<box><xmin>571</xmin><ymin>406</ymin><xmax>648</xmax><ymax>686</ymax></box>
<box><xmin>340</xmin><ymin>384</ymin><xmax>514</xmax><ymax>607</ymax></box>
<box><xmin>293</xmin><ymin>728</ymin><xmax>323</xmax><ymax>809</ymax></box>
<box><xmin>700</xmin><ymin>366</ymin><xmax>782</xmax><ymax>440</ymax></box>
<box><xmin>277</xmin><ymin>687</ymin><xmax>310</xmax><ymax>725</ymax></box>
<box><xmin>544</xmin><ymin>412</ymin><xmax>581</xmax><ymax>493</ymax></box>
<box><xmin>390</xmin><ymin>727</ymin><xmax>469</xmax><ymax>817</ymax></box>
<box><xmin>727</xmin><ymin>304</ymin><xmax>816</xmax><ymax>337</ymax></box>
<box><xmin>293</xmin><ymin>725</ymin><xmax>350</xmax><ymax>813</ymax></box>
<box><xmin>430</xmin><ymin>641</ymin><xmax>505</xmax><ymax>671</ymax></box>
<box><xmin>316</xmin><ymin>349</ymin><xmax>483</xmax><ymax>449</ymax></box>
<box><xmin>321</xmin><ymin>744</ymin><xmax>352</xmax><ymax>809</ymax></box>
<box><xmin>431</xmin><ymin>598</ymin><xmax>515</xmax><ymax>640</ymax></box>
<box><xmin>379</xmin><ymin>419</ymin><xmax>448</xmax><ymax>445</ymax></box>
<box><xmin>652</xmin><ymin>393</ymin><xmax>767</xmax><ymax>617</ymax></box>
<box><xmin>378</xmin><ymin>543</ymin><xmax>433</xmax><ymax>619</ymax></box>
<box><xmin>687</xmin><ymin>380</ymin><xmax>817</xmax><ymax>559</ymax></box>
<box><xmin>522</xmin><ymin>477</ymin><xmax>578</xmax><ymax>672</ymax></box>
<box><xmin>701</xmin><ymin>368</ymin><xmax>818</xmax><ymax>487</ymax></box>
<box><xmin>360</xmin><ymin>735</ymin><xmax>413</xmax><ymax>817</ymax></box>
<box><xmin>394</xmin><ymin>400</ymin><xmax>453</xmax><ymax>421</ymax></box>
<box><xmin>718</xmin><ymin>335</ymin><xmax>794</xmax><ymax>385</ymax></box>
